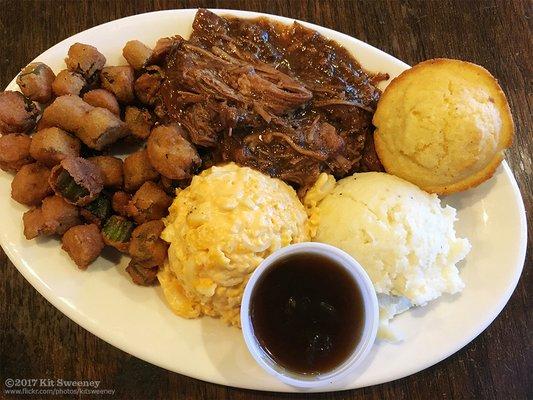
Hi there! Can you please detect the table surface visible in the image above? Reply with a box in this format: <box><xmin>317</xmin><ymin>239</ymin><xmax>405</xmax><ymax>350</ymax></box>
<box><xmin>0</xmin><ymin>0</ymin><xmax>531</xmax><ymax>399</ymax></box>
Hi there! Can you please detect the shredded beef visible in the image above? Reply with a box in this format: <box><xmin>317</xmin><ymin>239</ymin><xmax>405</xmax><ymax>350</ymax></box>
<box><xmin>158</xmin><ymin>9</ymin><xmax>387</xmax><ymax>192</ymax></box>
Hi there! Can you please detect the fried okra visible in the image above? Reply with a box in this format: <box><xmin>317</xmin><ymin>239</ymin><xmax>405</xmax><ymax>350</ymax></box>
<box><xmin>129</xmin><ymin>220</ymin><xmax>168</xmax><ymax>268</ymax></box>
<box><xmin>30</xmin><ymin>127</ymin><xmax>81</xmax><ymax>167</ymax></box>
<box><xmin>124</xmin><ymin>106</ymin><xmax>154</xmax><ymax>140</ymax></box>
<box><xmin>65</xmin><ymin>43</ymin><xmax>106</xmax><ymax>78</ymax></box>
<box><xmin>61</xmin><ymin>224</ymin><xmax>104</xmax><ymax>269</ymax></box>
<box><xmin>77</xmin><ymin>107</ymin><xmax>129</xmax><ymax>150</ymax></box>
<box><xmin>111</xmin><ymin>191</ymin><xmax>132</xmax><ymax>217</ymax></box>
<box><xmin>16</xmin><ymin>62</ymin><xmax>56</xmax><ymax>103</ymax></box>
<box><xmin>127</xmin><ymin>181</ymin><xmax>171</xmax><ymax>224</ymax></box>
<box><xmin>159</xmin><ymin>176</ymin><xmax>191</xmax><ymax>195</ymax></box>
<box><xmin>126</xmin><ymin>260</ymin><xmax>159</xmax><ymax>286</ymax></box>
<box><xmin>39</xmin><ymin>94</ymin><xmax>93</xmax><ymax>132</ymax></box>
<box><xmin>11</xmin><ymin>163</ymin><xmax>52</xmax><ymax>206</ymax></box>
<box><xmin>23</xmin><ymin>195</ymin><xmax>80</xmax><ymax>239</ymax></box>
<box><xmin>80</xmin><ymin>193</ymin><xmax>112</xmax><ymax>226</ymax></box>
<box><xmin>122</xmin><ymin>40</ymin><xmax>153</xmax><ymax>70</ymax></box>
<box><xmin>41</xmin><ymin>195</ymin><xmax>80</xmax><ymax>235</ymax></box>
<box><xmin>159</xmin><ymin>176</ymin><xmax>176</xmax><ymax>195</ymax></box>
<box><xmin>49</xmin><ymin>157</ymin><xmax>103</xmax><ymax>206</ymax></box>
<box><xmin>82</xmin><ymin>89</ymin><xmax>120</xmax><ymax>116</ymax></box>
<box><xmin>0</xmin><ymin>91</ymin><xmax>40</xmax><ymax>134</ymax></box>
<box><xmin>134</xmin><ymin>66</ymin><xmax>163</xmax><ymax>105</ymax></box>
<box><xmin>123</xmin><ymin>149</ymin><xmax>159</xmax><ymax>192</ymax></box>
<box><xmin>0</xmin><ymin>133</ymin><xmax>33</xmax><ymax>172</ymax></box>
<box><xmin>100</xmin><ymin>66</ymin><xmax>135</xmax><ymax>104</ymax></box>
<box><xmin>51</xmin><ymin>70</ymin><xmax>86</xmax><ymax>96</ymax></box>
<box><xmin>101</xmin><ymin>215</ymin><xmax>135</xmax><ymax>252</ymax></box>
<box><xmin>23</xmin><ymin>208</ymin><xmax>47</xmax><ymax>239</ymax></box>
<box><xmin>88</xmin><ymin>156</ymin><xmax>123</xmax><ymax>188</ymax></box>
<box><xmin>147</xmin><ymin>124</ymin><xmax>200</xmax><ymax>180</ymax></box>
<box><xmin>41</xmin><ymin>96</ymin><xmax>128</xmax><ymax>150</ymax></box>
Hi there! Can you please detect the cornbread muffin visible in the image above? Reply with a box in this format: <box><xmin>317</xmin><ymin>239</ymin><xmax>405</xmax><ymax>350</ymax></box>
<box><xmin>159</xmin><ymin>163</ymin><xmax>309</xmax><ymax>326</ymax></box>
<box><xmin>304</xmin><ymin>172</ymin><xmax>471</xmax><ymax>340</ymax></box>
<box><xmin>373</xmin><ymin>59</ymin><xmax>513</xmax><ymax>194</ymax></box>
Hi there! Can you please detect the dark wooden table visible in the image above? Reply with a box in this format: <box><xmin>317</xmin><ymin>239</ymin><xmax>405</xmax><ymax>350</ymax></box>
<box><xmin>1</xmin><ymin>1</ymin><xmax>531</xmax><ymax>399</ymax></box>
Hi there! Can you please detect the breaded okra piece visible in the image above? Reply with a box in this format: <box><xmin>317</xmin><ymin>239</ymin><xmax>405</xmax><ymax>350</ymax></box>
<box><xmin>82</xmin><ymin>89</ymin><xmax>120</xmax><ymax>116</ymax></box>
<box><xmin>80</xmin><ymin>193</ymin><xmax>112</xmax><ymax>226</ymax></box>
<box><xmin>0</xmin><ymin>91</ymin><xmax>40</xmax><ymax>134</ymax></box>
<box><xmin>134</xmin><ymin>66</ymin><xmax>163</xmax><ymax>105</ymax></box>
<box><xmin>65</xmin><ymin>43</ymin><xmax>106</xmax><ymax>79</ymax></box>
<box><xmin>61</xmin><ymin>223</ymin><xmax>104</xmax><ymax>269</ymax></box>
<box><xmin>123</xmin><ymin>149</ymin><xmax>159</xmax><ymax>192</ymax></box>
<box><xmin>16</xmin><ymin>62</ymin><xmax>56</xmax><ymax>103</ymax></box>
<box><xmin>0</xmin><ymin>133</ymin><xmax>33</xmax><ymax>173</ymax></box>
<box><xmin>147</xmin><ymin>124</ymin><xmax>201</xmax><ymax>180</ymax></box>
<box><xmin>129</xmin><ymin>220</ymin><xmax>168</xmax><ymax>268</ymax></box>
<box><xmin>111</xmin><ymin>191</ymin><xmax>132</xmax><ymax>217</ymax></box>
<box><xmin>41</xmin><ymin>194</ymin><xmax>80</xmax><ymax>235</ymax></box>
<box><xmin>124</xmin><ymin>106</ymin><xmax>154</xmax><ymax>140</ymax></box>
<box><xmin>49</xmin><ymin>156</ymin><xmax>104</xmax><ymax>206</ymax></box>
<box><xmin>23</xmin><ymin>195</ymin><xmax>80</xmax><ymax>240</ymax></box>
<box><xmin>29</xmin><ymin>127</ymin><xmax>81</xmax><ymax>167</ymax></box>
<box><xmin>39</xmin><ymin>95</ymin><xmax>128</xmax><ymax>150</ymax></box>
<box><xmin>51</xmin><ymin>69</ymin><xmax>86</xmax><ymax>96</ymax></box>
<box><xmin>126</xmin><ymin>259</ymin><xmax>159</xmax><ymax>286</ymax></box>
<box><xmin>39</xmin><ymin>94</ymin><xmax>93</xmax><ymax>132</ymax></box>
<box><xmin>122</xmin><ymin>40</ymin><xmax>153</xmax><ymax>70</ymax></box>
<box><xmin>87</xmin><ymin>155</ymin><xmax>123</xmax><ymax>189</ymax></box>
<box><xmin>22</xmin><ymin>207</ymin><xmax>47</xmax><ymax>240</ymax></box>
<box><xmin>100</xmin><ymin>66</ymin><xmax>135</xmax><ymax>104</ymax></box>
<box><xmin>126</xmin><ymin>181</ymin><xmax>171</xmax><ymax>224</ymax></box>
<box><xmin>77</xmin><ymin>107</ymin><xmax>129</xmax><ymax>150</ymax></box>
<box><xmin>11</xmin><ymin>163</ymin><xmax>53</xmax><ymax>206</ymax></box>
<box><xmin>101</xmin><ymin>215</ymin><xmax>135</xmax><ymax>253</ymax></box>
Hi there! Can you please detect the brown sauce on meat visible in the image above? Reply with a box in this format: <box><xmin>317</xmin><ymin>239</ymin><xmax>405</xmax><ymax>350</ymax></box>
<box><xmin>250</xmin><ymin>253</ymin><xmax>365</xmax><ymax>374</ymax></box>
<box><xmin>159</xmin><ymin>9</ymin><xmax>387</xmax><ymax>192</ymax></box>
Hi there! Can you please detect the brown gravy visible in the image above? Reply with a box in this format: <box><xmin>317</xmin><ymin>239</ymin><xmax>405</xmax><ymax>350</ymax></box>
<box><xmin>250</xmin><ymin>253</ymin><xmax>365</xmax><ymax>374</ymax></box>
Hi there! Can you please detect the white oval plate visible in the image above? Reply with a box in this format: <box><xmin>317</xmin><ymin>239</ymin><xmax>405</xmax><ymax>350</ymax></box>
<box><xmin>0</xmin><ymin>9</ymin><xmax>527</xmax><ymax>393</ymax></box>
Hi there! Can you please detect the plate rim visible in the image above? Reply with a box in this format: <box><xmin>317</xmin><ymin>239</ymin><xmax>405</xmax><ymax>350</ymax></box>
<box><xmin>0</xmin><ymin>8</ymin><xmax>528</xmax><ymax>392</ymax></box>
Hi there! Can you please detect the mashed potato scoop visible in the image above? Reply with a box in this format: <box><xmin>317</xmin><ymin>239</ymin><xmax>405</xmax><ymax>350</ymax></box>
<box><xmin>305</xmin><ymin>172</ymin><xmax>471</xmax><ymax>340</ymax></box>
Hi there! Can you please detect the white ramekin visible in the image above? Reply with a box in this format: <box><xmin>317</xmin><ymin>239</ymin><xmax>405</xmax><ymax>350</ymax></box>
<box><xmin>241</xmin><ymin>242</ymin><xmax>379</xmax><ymax>389</ymax></box>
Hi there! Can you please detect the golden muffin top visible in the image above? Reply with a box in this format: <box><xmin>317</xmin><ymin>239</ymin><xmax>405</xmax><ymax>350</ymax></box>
<box><xmin>373</xmin><ymin>58</ymin><xmax>514</xmax><ymax>194</ymax></box>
